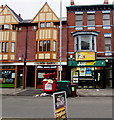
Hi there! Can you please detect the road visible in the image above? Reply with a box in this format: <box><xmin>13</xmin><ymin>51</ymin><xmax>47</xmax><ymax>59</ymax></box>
<box><xmin>1</xmin><ymin>96</ymin><xmax>112</xmax><ymax>119</ymax></box>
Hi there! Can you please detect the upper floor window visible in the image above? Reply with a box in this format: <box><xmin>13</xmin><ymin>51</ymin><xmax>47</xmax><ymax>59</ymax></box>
<box><xmin>46</xmin><ymin>22</ymin><xmax>51</xmax><ymax>27</ymax></box>
<box><xmin>53</xmin><ymin>40</ymin><xmax>56</xmax><ymax>51</ymax></box>
<box><xmin>0</xmin><ymin>42</ymin><xmax>9</xmax><ymax>53</ymax></box>
<box><xmin>4</xmin><ymin>24</ymin><xmax>10</xmax><ymax>29</ymax></box>
<box><xmin>87</xmin><ymin>14</ymin><xmax>95</xmax><ymax>29</ymax></box>
<box><xmin>11</xmin><ymin>42</ymin><xmax>15</xmax><ymax>52</ymax></box>
<box><xmin>40</xmin><ymin>23</ymin><xmax>45</xmax><ymax>28</ymax></box>
<box><xmin>74</xmin><ymin>34</ymin><xmax>97</xmax><ymax>52</ymax></box>
<box><xmin>102</xmin><ymin>13</ymin><xmax>110</xmax><ymax>29</ymax></box>
<box><xmin>12</xmin><ymin>25</ymin><xmax>16</xmax><ymax>30</ymax></box>
<box><xmin>38</xmin><ymin>40</ymin><xmax>50</xmax><ymax>52</ymax></box>
<box><xmin>0</xmin><ymin>24</ymin><xmax>10</xmax><ymax>30</ymax></box>
<box><xmin>75</xmin><ymin>14</ymin><xmax>83</xmax><ymax>30</ymax></box>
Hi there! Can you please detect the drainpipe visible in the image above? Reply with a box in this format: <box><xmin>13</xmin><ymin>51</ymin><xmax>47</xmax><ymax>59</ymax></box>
<box><xmin>23</xmin><ymin>26</ymin><xmax>28</xmax><ymax>89</ymax></box>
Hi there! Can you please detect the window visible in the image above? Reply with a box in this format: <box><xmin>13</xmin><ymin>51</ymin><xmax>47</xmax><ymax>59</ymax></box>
<box><xmin>87</xmin><ymin>14</ymin><xmax>95</xmax><ymax>29</ymax></box>
<box><xmin>43</xmin><ymin>40</ymin><xmax>46</xmax><ymax>51</ymax></box>
<box><xmin>53</xmin><ymin>40</ymin><xmax>56</xmax><ymax>51</ymax></box>
<box><xmin>11</xmin><ymin>42</ymin><xmax>15</xmax><ymax>52</ymax></box>
<box><xmin>81</xmin><ymin>35</ymin><xmax>90</xmax><ymax>50</ymax></box>
<box><xmin>47</xmin><ymin>40</ymin><xmax>50</xmax><ymax>51</ymax></box>
<box><xmin>105</xmin><ymin>37</ymin><xmax>111</xmax><ymax>51</ymax></box>
<box><xmin>12</xmin><ymin>25</ymin><xmax>16</xmax><ymax>30</ymax></box>
<box><xmin>5</xmin><ymin>42</ymin><xmax>8</xmax><ymax>52</ymax></box>
<box><xmin>39</xmin><ymin>40</ymin><xmax>42</xmax><ymax>51</ymax></box>
<box><xmin>0</xmin><ymin>24</ymin><xmax>10</xmax><ymax>30</ymax></box>
<box><xmin>74</xmin><ymin>35</ymin><xmax>96</xmax><ymax>51</ymax></box>
<box><xmin>46</xmin><ymin>22</ymin><xmax>51</xmax><ymax>27</ymax></box>
<box><xmin>2</xmin><ymin>42</ymin><xmax>5</xmax><ymax>52</ymax></box>
<box><xmin>39</xmin><ymin>40</ymin><xmax>50</xmax><ymax>52</ymax></box>
<box><xmin>40</xmin><ymin>23</ymin><xmax>45</xmax><ymax>28</ymax></box>
<box><xmin>32</xmin><ymin>26</ymin><xmax>37</xmax><ymax>30</ymax></box>
<box><xmin>4</xmin><ymin>24</ymin><xmax>10</xmax><ymax>29</ymax></box>
<box><xmin>103</xmin><ymin>13</ymin><xmax>110</xmax><ymax>29</ymax></box>
<box><xmin>1</xmin><ymin>42</ymin><xmax>9</xmax><ymax>52</ymax></box>
<box><xmin>75</xmin><ymin>14</ymin><xmax>83</xmax><ymax>30</ymax></box>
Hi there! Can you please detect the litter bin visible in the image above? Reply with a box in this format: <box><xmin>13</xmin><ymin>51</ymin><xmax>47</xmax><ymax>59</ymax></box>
<box><xmin>56</xmin><ymin>80</ymin><xmax>71</xmax><ymax>97</ymax></box>
<box><xmin>43</xmin><ymin>79</ymin><xmax>56</xmax><ymax>92</ymax></box>
<box><xmin>70</xmin><ymin>84</ymin><xmax>77</xmax><ymax>97</ymax></box>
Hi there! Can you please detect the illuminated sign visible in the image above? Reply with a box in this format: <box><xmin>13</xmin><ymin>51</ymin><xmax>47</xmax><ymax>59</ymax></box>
<box><xmin>76</xmin><ymin>52</ymin><xmax>95</xmax><ymax>61</ymax></box>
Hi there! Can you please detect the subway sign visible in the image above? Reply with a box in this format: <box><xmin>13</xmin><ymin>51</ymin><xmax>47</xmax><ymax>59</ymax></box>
<box><xmin>76</xmin><ymin>52</ymin><xmax>95</xmax><ymax>61</ymax></box>
<box><xmin>68</xmin><ymin>60</ymin><xmax>106</xmax><ymax>66</ymax></box>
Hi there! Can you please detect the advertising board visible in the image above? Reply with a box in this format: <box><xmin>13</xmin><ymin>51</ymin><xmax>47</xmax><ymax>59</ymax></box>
<box><xmin>53</xmin><ymin>91</ymin><xmax>67</xmax><ymax>120</ymax></box>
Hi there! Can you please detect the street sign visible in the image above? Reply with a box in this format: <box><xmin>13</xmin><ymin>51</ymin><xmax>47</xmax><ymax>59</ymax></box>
<box><xmin>53</xmin><ymin>91</ymin><xmax>67</xmax><ymax>120</ymax></box>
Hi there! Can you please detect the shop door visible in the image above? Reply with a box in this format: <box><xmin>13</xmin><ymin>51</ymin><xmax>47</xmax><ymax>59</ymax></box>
<box><xmin>17</xmin><ymin>70</ymin><xmax>23</xmax><ymax>88</ymax></box>
<box><xmin>94</xmin><ymin>70</ymin><xmax>103</xmax><ymax>88</ymax></box>
<box><xmin>26</xmin><ymin>66</ymin><xmax>35</xmax><ymax>87</ymax></box>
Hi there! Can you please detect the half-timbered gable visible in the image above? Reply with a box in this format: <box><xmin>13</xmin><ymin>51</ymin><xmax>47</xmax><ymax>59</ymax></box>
<box><xmin>0</xmin><ymin>5</ymin><xmax>23</xmax><ymax>62</ymax></box>
<box><xmin>31</xmin><ymin>2</ymin><xmax>60</xmax><ymax>61</ymax></box>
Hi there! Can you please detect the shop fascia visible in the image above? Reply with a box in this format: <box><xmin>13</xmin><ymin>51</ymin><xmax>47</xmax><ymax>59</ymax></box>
<box><xmin>68</xmin><ymin>60</ymin><xmax>106</xmax><ymax>66</ymax></box>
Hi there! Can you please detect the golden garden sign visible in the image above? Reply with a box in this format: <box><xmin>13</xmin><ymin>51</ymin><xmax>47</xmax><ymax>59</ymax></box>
<box><xmin>76</xmin><ymin>52</ymin><xmax>95</xmax><ymax>61</ymax></box>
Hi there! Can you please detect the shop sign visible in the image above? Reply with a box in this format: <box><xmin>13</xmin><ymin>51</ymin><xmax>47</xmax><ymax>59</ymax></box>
<box><xmin>68</xmin><ymin>60</ymin><xmax>106</xmax><ymax>66</ymax></box>
<box><xmin>53</xmin><ymin>91</ymin><xmax>67</xmax><ymax>120</ymax></box>
<box><xmin>76</xmin><ymin>52</ymin><xmax>95</xmax><ymax>61</ymax></box>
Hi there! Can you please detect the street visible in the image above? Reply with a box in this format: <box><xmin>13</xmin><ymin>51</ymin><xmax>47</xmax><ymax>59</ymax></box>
<box><xmin>1</xmin><ymin>96</ymin><xmax>112</xmax><ymax>119</ymax></box>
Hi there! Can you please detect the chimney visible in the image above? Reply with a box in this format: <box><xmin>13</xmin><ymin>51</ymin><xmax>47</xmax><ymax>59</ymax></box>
<box><xmin>71</xmin><ymin>0</ymin><xmax>75</xmax><ymax>5</ymax></box>
<box><xmin>19</xmin><ymin>14</ymin><xmax>21</xmax><ymax>17</ymax></box>
<box><xmin>104</xmin><ymin>0</ymin><xmax>109</xmax><ymax>4</ymax></box>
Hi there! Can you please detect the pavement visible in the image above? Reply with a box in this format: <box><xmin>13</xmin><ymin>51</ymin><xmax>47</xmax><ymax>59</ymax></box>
<box><xmin>0</xmin><ymin>87</ymin><xmax>114</xmax><ymax>97</ymax></box>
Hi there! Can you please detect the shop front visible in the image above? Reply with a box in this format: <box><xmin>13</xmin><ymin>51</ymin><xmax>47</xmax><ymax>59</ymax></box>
<box><xmin>34</xmin><ymin>62</ymin><xmax>58</xmax><ymax>89</ymax></box>
<box><xmin>68</xmin><ymin>60</ymin><xmax>106</xmax><ymax>89</ymax></box>
<box><xmin>0</xmin><ymin>65</ymin><xmax>16</xmax><ymax>88</ymax></box>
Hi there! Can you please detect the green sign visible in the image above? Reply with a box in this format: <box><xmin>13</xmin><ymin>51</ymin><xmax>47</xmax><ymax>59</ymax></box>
<box><xmin>68</xmin><ymin>60</ymin><xmax>106</xmax><ymax>66</ymax></box>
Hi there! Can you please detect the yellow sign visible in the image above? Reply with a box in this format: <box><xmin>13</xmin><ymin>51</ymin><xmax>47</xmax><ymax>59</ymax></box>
<box><xmin>76</xmin><ymin>52</ymin><xmax>95</xmax><ymax>61</ymax></box>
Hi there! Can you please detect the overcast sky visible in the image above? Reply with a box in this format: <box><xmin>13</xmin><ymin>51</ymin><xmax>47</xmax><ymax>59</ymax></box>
<box><xmin>0</xmin><ymin>0</ymin><xmax>114</xmax><ymax>19</ymax></box>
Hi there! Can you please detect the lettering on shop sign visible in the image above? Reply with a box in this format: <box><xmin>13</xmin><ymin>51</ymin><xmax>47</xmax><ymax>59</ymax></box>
<box><xmin>77</xmin><ymin>62</ymin><xmax>96</xmax><ymax>66</ymax></box>
<box><xmin>35</xmin><ymin>62</ymin><xmax>57</xmax><ymax>65</ymax></box>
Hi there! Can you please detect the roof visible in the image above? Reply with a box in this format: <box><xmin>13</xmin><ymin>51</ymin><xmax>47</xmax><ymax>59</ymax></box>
<box><xmin>67</xmin><ymin>4</ymin><xmax>114</xmax><ymax>11</ymax></box>
<box><xmin>6</xmin><ymin>5</ymin><xmax>23</xmax><ymax>22</ymax></box>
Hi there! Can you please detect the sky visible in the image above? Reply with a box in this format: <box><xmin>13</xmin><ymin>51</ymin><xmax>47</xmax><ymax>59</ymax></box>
<box><xmin>0</xmin><ymin>0</ymin><xmax>114</xmax><ymax>19</ymax></box>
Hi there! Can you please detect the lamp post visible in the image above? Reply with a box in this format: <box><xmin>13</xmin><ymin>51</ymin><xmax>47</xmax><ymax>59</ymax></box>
<box><xmin>59</xmin><ymin>0</ymin><xmax>62</xmax><ymax>81</ymax></box>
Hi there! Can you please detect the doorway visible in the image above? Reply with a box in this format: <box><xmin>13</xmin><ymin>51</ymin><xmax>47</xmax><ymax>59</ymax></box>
<box><xmin>26</xmin><ymin>66</ymin><xmax>35</xmax><ymax>87</ymax></box>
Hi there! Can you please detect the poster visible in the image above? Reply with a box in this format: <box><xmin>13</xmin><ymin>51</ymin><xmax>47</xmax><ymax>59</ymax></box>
<box><xmin>53</xmin><ymin>91</ymin><xmax>67</xmax><ymax>120</ymax></box>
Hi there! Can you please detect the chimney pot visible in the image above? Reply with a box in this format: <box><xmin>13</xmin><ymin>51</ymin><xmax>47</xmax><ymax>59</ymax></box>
<box><xmin>71</xmin><ymin>0</ymin><xmax>75</xmax><ymax>5</ymax></box>
<box><xmin>19</xmin><ymin>14</ymin><xmax>21</xmax><ymax>17</ymax></box>
<box><xmin>104</xmin><ymin>0</ymin><xmax>109</xmax><ymax>4</ymax></box>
